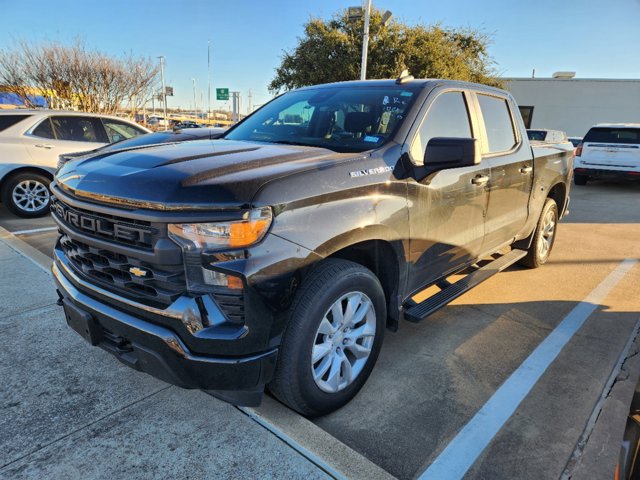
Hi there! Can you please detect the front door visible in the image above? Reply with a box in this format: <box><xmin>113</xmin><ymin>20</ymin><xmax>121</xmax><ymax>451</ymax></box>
<box><xmin>406</xmin><ymin>90</ymin><xmax>489</xmax><ymax>294</ymax></box>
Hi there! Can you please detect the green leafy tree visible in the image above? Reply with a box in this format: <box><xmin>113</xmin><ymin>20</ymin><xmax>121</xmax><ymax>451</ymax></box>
<box><xmin>269</xmin><ymin>8</ymin><xmax>502</xmax><ymax>93</ymax></box>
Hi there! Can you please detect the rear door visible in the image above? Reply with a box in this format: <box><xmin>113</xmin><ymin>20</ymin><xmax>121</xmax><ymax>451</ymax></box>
<box><xmin>581</xmin><ymin>127</ymin><xmax>640</xmax><ymax>169</ymax></box>
<box><xmin>406</xmin><ymin>89</ymin><xmax>490</xmax><ymax>292</ymax></box>
<box><xmin>474</xmin><ymin>92</ymin><xmax>533</xmax><ymax>252</ymax></box>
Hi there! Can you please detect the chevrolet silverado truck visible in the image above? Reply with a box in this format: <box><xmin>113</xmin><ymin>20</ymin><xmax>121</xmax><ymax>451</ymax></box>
<box><xmin>51</xmin><ymin>76</ymin><xmax>573</xmax><ymax>416</ymax></box>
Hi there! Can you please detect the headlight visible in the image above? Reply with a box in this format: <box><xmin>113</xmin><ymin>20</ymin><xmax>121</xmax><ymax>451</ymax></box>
<box><xmin>168</xmin><ymin>207</ymin><xmax>272</xmax><ymax>251</ymax></box>
<box><xmin>168</xmin><ymin>207</ymin><xmax>272</xmax><ymax>294</ymax></box>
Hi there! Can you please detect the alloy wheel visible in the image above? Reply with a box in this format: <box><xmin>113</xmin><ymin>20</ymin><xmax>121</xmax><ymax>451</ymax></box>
<box><xmin>311</xmin><ymin>291</ymin><xmax>377</xmax><ymax>393</ymax></box>
<box><xmin>12</xmin><ymin>180</ymin><xmax>50</xmax><ymax>213</ymax></box>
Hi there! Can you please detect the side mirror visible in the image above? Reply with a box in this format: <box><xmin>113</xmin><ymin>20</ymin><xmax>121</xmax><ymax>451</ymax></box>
<box><xmin>411</xmin><ymin>137</ymin><xmax>479</xmax><ymax>182</ymax></box>
<box><xmin>424</xmin><ymin>137</ymin><xmax>479</xmax><ymax>168</ymax></box>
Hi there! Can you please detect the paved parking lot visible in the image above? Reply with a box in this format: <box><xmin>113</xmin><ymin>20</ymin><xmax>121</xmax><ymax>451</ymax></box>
<box><xmin>1</xmin><ymin>179</ymin><xmax>639</xmax><ymax>479</ymax></box>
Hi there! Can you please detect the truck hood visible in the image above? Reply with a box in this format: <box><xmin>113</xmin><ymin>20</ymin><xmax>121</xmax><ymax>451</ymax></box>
<box><xmin>55</xmin><ymin>139</ymin><xmax>355</xmax><ymax>210</ymax></box>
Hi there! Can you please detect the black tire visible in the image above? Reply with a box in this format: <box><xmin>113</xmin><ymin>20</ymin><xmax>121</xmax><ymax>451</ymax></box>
<box><xmin>269</xmin><ymin>259</ymin><xmax>386</xmax><ymax>416</ymax></box>
<box><xmin>1</xmin><ymin>172</ymin><xmax>52</xmax><ymax>218</ymax></box>
<box><xmin>574</xmin><ymin>174</ymin><xmax>588</xmax><ymax>186</ymax></box>
<box><xmin>519</xmin><ymin>198</ymin><xmax>558</xmax><ymax>269</ymax></box>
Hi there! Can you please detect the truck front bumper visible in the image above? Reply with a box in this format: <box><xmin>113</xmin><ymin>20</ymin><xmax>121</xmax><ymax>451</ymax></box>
<box><xmin>53</xmin><ymin>261</ymin><xmax>278</xmax><ymax>405</ymax></box>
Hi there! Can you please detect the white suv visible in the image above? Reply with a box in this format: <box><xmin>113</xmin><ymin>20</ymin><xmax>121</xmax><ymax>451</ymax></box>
<box><xmin>0</xmin><ymin>110</ymin><xmax>149</xmax><ymax>217</ymax></box>
<box><xmin>574</xmin><ymin>123</ymin><xmax>640</xmax><ymax>185</ymax></box>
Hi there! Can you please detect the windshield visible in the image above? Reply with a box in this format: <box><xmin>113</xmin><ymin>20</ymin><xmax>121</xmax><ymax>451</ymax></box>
<box><xmin>224</xmin><ymin>86</ymin><xmax>419</xmax><ymax>153</ymax></box>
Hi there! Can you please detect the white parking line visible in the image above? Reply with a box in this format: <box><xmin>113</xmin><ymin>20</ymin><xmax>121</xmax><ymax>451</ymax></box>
<box><xmin>12</xmin><ymin>226</ymin><xmax>58</xmax><ymax>236</ymax></box>
<box><xmin>419</xmin><ymin>258</ymin><xmax>638</xmax><ymax>480</ymax></box>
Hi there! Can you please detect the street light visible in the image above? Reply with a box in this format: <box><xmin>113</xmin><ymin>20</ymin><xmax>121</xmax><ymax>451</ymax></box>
<box><xmin>192</xmin><ymin>78</ymin><xmax>197</xmax><ymax>118</ymax></box>
<box><xmin>351</xmin><ymin>2</ymin><xmax>392</xmax><ymax>81</ymax></box>
<box><xmin>158</xmin><ymin>56</ymin><xmax>167</xmax><ymax>130</ymax></box>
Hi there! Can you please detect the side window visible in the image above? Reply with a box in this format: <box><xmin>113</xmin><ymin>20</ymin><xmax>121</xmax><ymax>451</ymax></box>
<box><xmin>410</xmin><ymin>92</ymin><xmax>472</xmax><ymax>164</ymax></box>
<box><xmin>0</xmin><ymin>115</ymin><xmax>30</xmax><ymax>132</ymax></box>
<box><xmin>32</xmin><ymin>118</ymin><xmax>55</xmax><ymax>139</ymax></box>
<box><xmin>518</xmin><ymin>106</ymin><xmax>534</xmax><ymax>129</ymax></box>
<box><xmin>477</xmin><ymin>95</ymin><xmax>517</xmax><ymax>153</ymax></box>
<box><xmin>101</xmin><ymin>119</ymin><xmax>145</xmax><ymax>143</ymax></box>
<box><xmin>51</xmin><ymin>116</ymin><xmax>108</xmax><ymax>143</ymax></box>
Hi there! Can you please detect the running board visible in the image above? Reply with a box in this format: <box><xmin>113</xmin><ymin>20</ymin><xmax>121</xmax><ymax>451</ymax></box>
<box><xmin>404</xmin><ymin>249</ymin><xmax>527</xmax><ymax>323</ymax></box>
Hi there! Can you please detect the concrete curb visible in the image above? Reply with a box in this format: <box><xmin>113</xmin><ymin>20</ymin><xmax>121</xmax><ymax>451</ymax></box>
<box><xmin>242</xmin><ymin>397</ymin><xmax>397</xmax><ymax>480</ymax></box>
<box><xmin>563</xmin><ymin>318</ymin><xmax>640</xmax><ymax>479</ymax></box>
<box><xmin>0</xmin><ymin>224</ymin><xmax>52</xmax><ymax>275</ymax></box>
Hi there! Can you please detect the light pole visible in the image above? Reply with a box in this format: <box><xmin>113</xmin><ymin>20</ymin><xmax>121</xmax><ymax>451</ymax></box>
<box><xmin>207</xmin><ymin>41</ymin><xmax>211</xmax><ymax>121</ymax></box>
<box><xmin>360</xmin><ymin>0</ymin><xmax>372</xmax><ymax>81</ymax></box>
<box><xmin>192</xmin><ymin>78</ymin><xmax>197</xmax><ymax>118</ymax></box>
<box><xmin>158</xmin><ymin>56</ymin><xmax>167</xmax><ymax>130</ymax></box>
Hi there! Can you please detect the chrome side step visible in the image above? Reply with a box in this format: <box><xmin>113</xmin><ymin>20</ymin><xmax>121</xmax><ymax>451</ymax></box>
<box><xmin>404</xmin><ymin>249</ymin><xmax>527</xmax><ymax>323</ymax></box>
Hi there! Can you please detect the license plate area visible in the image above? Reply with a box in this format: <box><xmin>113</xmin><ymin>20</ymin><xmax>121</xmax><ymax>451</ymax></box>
<box><xmin>63</xmin><ymin>300</ymin><xmax>102</xmax><ymax>346</ymax></box>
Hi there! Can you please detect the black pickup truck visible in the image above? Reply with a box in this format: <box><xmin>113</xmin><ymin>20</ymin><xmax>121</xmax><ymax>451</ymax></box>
<box><xmin>51</xmin><ymin>77</ymin><xmax>573</xmax><ymax>416</ymax></box>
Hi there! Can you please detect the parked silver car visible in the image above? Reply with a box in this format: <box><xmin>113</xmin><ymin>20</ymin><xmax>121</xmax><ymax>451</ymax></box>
<box><xmin>0</xmin><ymin>110</ymin><xmax>149</xmax><ymax>217</ymax></box>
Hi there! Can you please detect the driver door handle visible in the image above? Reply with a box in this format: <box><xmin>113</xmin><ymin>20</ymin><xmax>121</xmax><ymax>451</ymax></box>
<box><xmin>519</xmin><ymin>166</ymin><xmax>533</xmax><ymax>174</ymax></box>
<box><xmin>35</xmin><ymin>144</ymin><xmax>54</xmax><ymax>149</ymax></box>
<box><xmin>471</xmin><ymin>174</ymin><xmax>489</xmax><ymax>186</ymax></box>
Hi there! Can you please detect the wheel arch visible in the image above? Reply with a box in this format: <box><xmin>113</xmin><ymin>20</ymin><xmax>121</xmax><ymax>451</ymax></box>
<box><xmin>0</xmin><ymin>165</ymin><xmax>55</xmax><ymax>194</ymax></box>
<box><xmin>547</xmin><ymin>181</ymin><xmax>567</xmax><ymax>217</ymax></box>
<box><xmin>322</xmin><ymin>236</ymin><xmax>405</xmax><ymax>331</ymax></box>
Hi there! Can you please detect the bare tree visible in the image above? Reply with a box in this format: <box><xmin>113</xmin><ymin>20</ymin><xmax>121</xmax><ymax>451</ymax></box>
<box><xmin>0</xmin><ymin>40</ymin><xmax>158</xmax><ymax>114</ymax></box>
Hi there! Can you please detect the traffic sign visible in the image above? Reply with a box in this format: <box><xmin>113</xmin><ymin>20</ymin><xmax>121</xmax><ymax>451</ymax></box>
<box><xmin>216</xmin><ymin>88</ymin><xmax>229</xmax><ymax>100</ymax></box>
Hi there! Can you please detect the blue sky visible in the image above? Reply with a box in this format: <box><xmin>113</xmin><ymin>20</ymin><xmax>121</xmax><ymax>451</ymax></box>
<box><xmin>1</xmin><ymin>0</ymin><xmax>639</xmax><ymax>111</ymax></box>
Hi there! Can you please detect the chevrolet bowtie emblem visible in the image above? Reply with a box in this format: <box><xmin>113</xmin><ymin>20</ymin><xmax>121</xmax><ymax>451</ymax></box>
<box><xmin>129</xmin><ymin>267</ymin><xmax>148</xmax><ymax>277</ymax></box>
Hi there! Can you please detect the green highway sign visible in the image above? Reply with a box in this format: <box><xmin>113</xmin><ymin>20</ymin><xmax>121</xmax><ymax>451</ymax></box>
<box><xmin>216</xmin><ymin>88</ymin><xmax>229</xmax><ymax>100</ymax></box>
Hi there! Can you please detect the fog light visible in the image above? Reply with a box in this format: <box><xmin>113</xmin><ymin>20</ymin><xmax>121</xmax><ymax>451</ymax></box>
<box><xmin>202</xmin><ymin>268</ymin><xmax>243</xmax><ymax>290</ymax></box>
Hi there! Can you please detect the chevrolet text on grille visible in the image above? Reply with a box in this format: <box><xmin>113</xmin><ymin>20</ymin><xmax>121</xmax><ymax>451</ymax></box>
<box><xmin>53</xmin><ymin>201</ymin><xmax>150</xmax><ymax>244</ymax></box>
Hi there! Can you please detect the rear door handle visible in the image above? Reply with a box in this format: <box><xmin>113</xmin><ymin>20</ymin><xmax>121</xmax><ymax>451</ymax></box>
<box><xmin>471</xmin><ymin>174</ymin><xmax>489</xmax><ymax>186</ymax></box>
<box><xmin>35</xmin><ymin>144</ymin><xmax>54</xmax><ymax>149</ymax></box>
<box><xmin>519</xmin><ymin>166</ymin><xmax>533</xmax><ymax>174</ymax></box>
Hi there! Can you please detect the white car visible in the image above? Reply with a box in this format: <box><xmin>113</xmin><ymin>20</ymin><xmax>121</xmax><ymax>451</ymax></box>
<box><xmin>0</xmin><ymin>110</ymin><xmax>149</xmax><ymax>217</ymax></box>
<box><xmin>574</xmin><ymin>123</ymin><xmax>640</xmax><ymax>185</ymax></box>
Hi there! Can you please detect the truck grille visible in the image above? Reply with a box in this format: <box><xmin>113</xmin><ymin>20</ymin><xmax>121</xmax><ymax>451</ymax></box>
<box><xmin>60</xmin><ymin>234</ymin><xmax>185</xmax><ymax>308</ymax></box>
<box><xmin>51</xmin><ymin>197</ymin><xmax>157</xmax><ymax>250</ymax></box>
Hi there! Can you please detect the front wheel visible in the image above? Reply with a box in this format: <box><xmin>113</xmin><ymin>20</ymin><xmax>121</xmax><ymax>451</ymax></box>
<box><xmin>1</xmin><ymin>172</ymin><xmax>51</xmax><ymax>218</ymax></box>
<box><xmin>269</xmin><ymin>259</ymin><xmax>386</xmax><ymax>416</ymax></box>
<box><xmin>519</xmin><ymin>198</ymin><xmax>558</xmax><ymax>269</ymax></box>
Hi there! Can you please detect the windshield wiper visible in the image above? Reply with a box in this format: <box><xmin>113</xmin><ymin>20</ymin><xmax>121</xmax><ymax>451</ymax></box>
<box><xmin>267</xmin><ymin>140</ymin><xmax>310</xmax><ymax>147</ymax></box>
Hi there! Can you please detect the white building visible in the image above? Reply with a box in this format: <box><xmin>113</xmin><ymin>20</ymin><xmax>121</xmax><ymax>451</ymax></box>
<box><xmin>504</xmin><ymin>74</ymin><xmax>640</xmax><ymax>137</ymax></box>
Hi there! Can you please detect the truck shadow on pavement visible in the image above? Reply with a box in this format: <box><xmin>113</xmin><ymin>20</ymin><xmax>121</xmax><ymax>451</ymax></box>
<box><xmin>311</xmin><ymin>299</ymin><xmax>639</xmax><ymax>480</ymax></box>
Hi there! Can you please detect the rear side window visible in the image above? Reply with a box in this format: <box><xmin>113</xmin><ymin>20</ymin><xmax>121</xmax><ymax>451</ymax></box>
<box><xmin>0</xmin><ymin>115</ymin><xmax>30</xmax><ymax>132</ymax></box>
<box><xmin>51</xmin><ymin>116</ymin><xmax>109</xmax><ymax>143</ymax></box>
<box><xmin>101</xmin><ymin>119</ymin><xmax>145</xmax><ymax>143</ymax></box>
<box><xmin>410</xmin><ymin>91</ymin><xmax>472</xmax><ymax>164</ymax></box>
<box><xmin>584</xmin><ymin>127</ymin><xmax>640</xmax><ymax>145</ymax></box>
<box><xmin>32</xmin><ymin>118</ymin><xmax>55</xmax><ymax>139</ymax></box>
<box><xmin>477</xmin><ymin>94</ymin><xmax>517</xmax><ymax>153</ymax></box>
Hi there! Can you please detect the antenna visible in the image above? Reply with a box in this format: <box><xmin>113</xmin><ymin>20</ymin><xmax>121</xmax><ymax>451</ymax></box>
<box><xmin>396</xmin><ymin>69</ymin><xmax>414</xmax><ymax>84</ymax></box>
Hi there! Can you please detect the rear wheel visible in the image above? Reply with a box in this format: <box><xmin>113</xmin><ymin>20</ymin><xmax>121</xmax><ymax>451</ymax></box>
<box><xmin>269</xmin><ymin>259</ymin><xmax>386</xmax><ymax>416</ymax></box>
<box><xmin>1</xmin><ymin>172</ymin><xmax>51</xmax><ymax>218</ymax></box>
<box><xmin>519</xmin><ymin>198</ymin><xmax>558</xmax><ymax>269</ymax></box>
<box><xmin>574</xmin><ymin>174</ymin><xmax>588</xmax><ymax>186</ymax></box>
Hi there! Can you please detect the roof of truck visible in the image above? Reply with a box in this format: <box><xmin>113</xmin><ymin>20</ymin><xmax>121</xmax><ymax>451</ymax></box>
<box><xmin>296</xmin><ymin>79</ymin><xmax>508</xmax><ymax>95</ymax></box>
